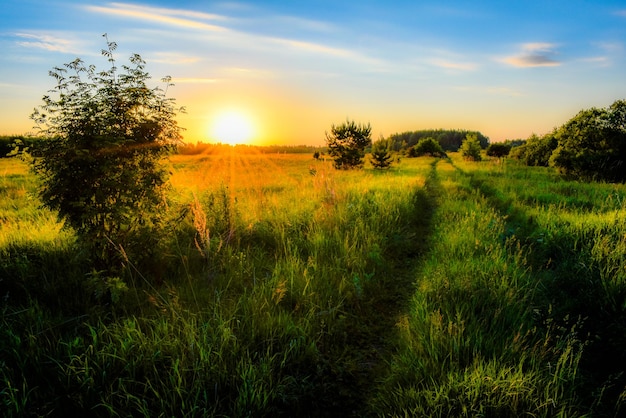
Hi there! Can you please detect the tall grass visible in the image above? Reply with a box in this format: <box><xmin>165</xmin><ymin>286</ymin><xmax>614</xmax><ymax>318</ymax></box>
<box><xmin>451</xmin><ymin>155</ymin><xmax>626</xmax><ymax>415</ymax></box>
<box><xmin>1</xmin><ymin>152</ymin><xmax>432</xmax><ymax>416</ymax></box>
<box><xmin>370</xmin><ymin>157</ymin><xmax>585</xmax><ymax>417</ymax></box>
<box><xmin>2</xmin><ymin>152</ymin><xmax>625</xmax><ymax>416</ymax></box>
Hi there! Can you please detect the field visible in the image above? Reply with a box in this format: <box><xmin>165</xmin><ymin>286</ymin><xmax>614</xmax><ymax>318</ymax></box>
<box><xmin>2</xmin><ymin>147</ymin><xmax>626</xmax><ymax>417</ymax></box>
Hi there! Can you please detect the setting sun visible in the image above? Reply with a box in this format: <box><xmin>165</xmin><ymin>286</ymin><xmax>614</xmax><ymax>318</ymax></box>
<box><xmin>210</xmin><ymin>110</ymin><xmax>255</xmax><ymax>145</ymax></box>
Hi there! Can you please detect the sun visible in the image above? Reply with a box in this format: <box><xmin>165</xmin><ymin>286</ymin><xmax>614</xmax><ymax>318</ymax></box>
<box><xmin>210</xmin><ymin>110</ymin><xmax>254</xmax><ymax>145</ymax></box>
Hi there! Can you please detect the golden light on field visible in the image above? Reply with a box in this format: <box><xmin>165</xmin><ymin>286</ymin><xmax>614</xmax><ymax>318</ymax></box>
<box><xmin>209</xmin><ymin>110</ymin><xmax>255</xmax><ymax>145</ymax></box>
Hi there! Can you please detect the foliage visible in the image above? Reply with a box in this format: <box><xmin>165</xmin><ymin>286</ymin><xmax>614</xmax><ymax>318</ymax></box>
<box><xmin>325</xmin><ymin>119</ymin><xmax>372</xmax><ymax>169</ymax></box>
<box><xmin>504</xmin><ymin>138</ymin><xmax>527</xmax><ymax>148</ymax></box>
<box><xmin>550</xmin><ymin>99</ymin><xmax>626</xmax><ymax>182</ymax></box>
<box><xmin>409</xmin><ymin>137</ymin><xmax>446</xmax><ymax>158</ymax></box>
<box><xmin>527</xmin><ymin>133</ymin><xmax>558</xmax><ymax>166</ymax></box>
<box><xmin>29</xmin><ymin>35</ymin><xmax>183</xmax><ymax>266</ymax></box>
<box><xmin>510</xmin><ymin>132</ymin><xmax>557</xmax><ymax>166</ymax></box>
<box><xmin>370</xmin><ymin>138</ymin><xmax>393</xmax><ymax>169</ymax></box>
<box><xmin>485</xmin><ymin>142</ymin><xmax>511</xmax><ymax>158</ymax></box>
<box><xmin>460</xmin><ymin>133</ymin><xmax>483</xmax><ymax>161</ymax></box>
<box><xmin>0</xmin><ymin>136</ymin><xmax>43</xmax><ymax>158</ymax></box>
<box><xmin>388</xmin><ymin>129</ymin><xmax>489</xmax><ymax>152</ymax></box>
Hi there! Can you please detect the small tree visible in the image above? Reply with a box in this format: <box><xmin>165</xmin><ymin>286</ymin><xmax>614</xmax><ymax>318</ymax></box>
<box><xmin>325</xmin><ymin>119</ymin><xmax>372</xmax><ymax>169</ymax></box>
<box><xmin>30</xmin><ymin>35</ymin><xmax>183</xmax><ymax>266</ymax></box>
<box><xmin>460</xmin><ymin>133</ymin><xmax>483</xmax><ymax>161</ymax></box>
<box><xmin>485</xmin><ymin>142</ymin><xmax>511</xmax><ymax>159</ymax></box>
<box><xmin>410</xmin><ymin>137</ymin><xmax>446</xmax><ymax>157</ymax></box>
<box><xmin>370</xmin><ymin>138</ymin><xmax>393</xmax><ymax>169</ymax></box>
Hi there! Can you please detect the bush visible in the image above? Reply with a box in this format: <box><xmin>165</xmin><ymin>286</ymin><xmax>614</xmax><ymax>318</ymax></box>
<box><xmin>485</xmin><ymin>142</ymin><xmax>511</xmax><ymax>158</ymax></box>
<box><xmin>29</xmin><ymin>35</ymin><xmax>183</xmax><ymax>268</ymax></box>
<box><xmin>517</xmin><ymin>133</ymin><xmax>557</xmax><ymax>167</ymax></box>
<box><xmin>409</xmin><ymin>137</ymin><xmax>446</xmax><ymax>158</ymax></box>
<box><xmin>550</xmin><ymin>100</ymin><xmax>626</xmax><ymax>182</ymax></box>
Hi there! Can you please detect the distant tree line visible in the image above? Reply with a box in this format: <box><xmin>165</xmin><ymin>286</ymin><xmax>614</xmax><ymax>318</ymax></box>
<box><xmin>177</xmin><ymin>142</ymin><xmax>324</xmax><ymax>155</ymax></box>
<box><xmin>387</xmin><ymin>129</ymin><xmax>489</xmax><ymax>152</ymax></box>
<box><xmin>511</xmin><ymin>99</ymin><xmax>626</xmax><ymax>182</ymax></box>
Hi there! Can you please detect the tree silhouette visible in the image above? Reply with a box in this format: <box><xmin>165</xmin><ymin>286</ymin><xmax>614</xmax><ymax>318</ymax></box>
<box><xmin>325</xmin><ymin>119</ymin><xmax>372</xmax><ymax>169</ymax></box>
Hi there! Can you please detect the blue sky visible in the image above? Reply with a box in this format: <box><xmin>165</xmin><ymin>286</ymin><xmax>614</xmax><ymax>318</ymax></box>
<box><xmin>1</xmin><ymin>0</ymin><xmax>625</xmax><ymax>144</ymax></box>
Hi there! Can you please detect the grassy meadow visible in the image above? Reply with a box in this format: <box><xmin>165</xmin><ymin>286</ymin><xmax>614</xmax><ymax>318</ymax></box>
<box><xmin>1</xmin><ymin>147</ymin><xmax>626</xmax><ymax>416</ymax></box>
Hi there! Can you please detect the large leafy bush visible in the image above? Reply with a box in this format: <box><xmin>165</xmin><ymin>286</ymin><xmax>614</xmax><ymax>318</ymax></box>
<box><xmin>550</xmin><ymin>100</ymin><xmax>626</xmax><ymax>182</ymax></box>
<box><xmin>30</xmin><ymin>36</ymin><xmax>183</xmax><ymax>265</ymax></box>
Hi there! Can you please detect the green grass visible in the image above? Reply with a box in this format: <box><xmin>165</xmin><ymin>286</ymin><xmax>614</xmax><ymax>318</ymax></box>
<box><xmin>370</xmin><ymin>158</ymin><xmax>586</xmax><ymax>417</ymax></box>
<box><xmin>1</xmin><ymin>153</ymin><xmax>626</xmax><ymax>416</ymax></box>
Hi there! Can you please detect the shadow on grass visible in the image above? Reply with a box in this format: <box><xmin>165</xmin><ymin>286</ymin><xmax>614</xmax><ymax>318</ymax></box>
<box><xmin>452</xmin><ymin>160</ymin><xmax>626</xmax><ymax>416</ymax></box>
<box><xmin>0</xmin><ymin>241</ymin><xmax>97</xmax><ymax>315</ymax></box>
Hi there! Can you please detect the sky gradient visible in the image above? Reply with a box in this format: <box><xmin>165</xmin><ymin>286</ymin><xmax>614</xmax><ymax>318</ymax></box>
<box><xmin>1</xmin><ymin>0</ymin><xmax>626</xmax><ymax>145</ymax></box>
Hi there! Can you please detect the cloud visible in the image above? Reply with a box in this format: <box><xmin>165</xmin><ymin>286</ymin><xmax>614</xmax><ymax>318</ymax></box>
<box><xmin>14</xmin><ymin>32</ymin><xmax>80</xmax><ymax>53</ymax></box>
<box><xmin>84</xmin><ymin>2</ymin><xmax>373</xmax><ymax>66</ymax></box>
<box><xmin>501</xmin><ymin>43</ymin><xmax>561</xmax><ymax>67</ymax></box>
<box><xmin>272</xmin><ymin>37</ymin><xmax>358</xmax><ymax>59</ymax></box>
<box><xmin>269</xmin><ymin>15</ymin><xmax>337</xmax><ymax>34</ymax></box>
<box><xmin>85</xmin><ymin>2</ymin><xmax>228</xmax><ymax>31</ymax></box>
<box><xmin>150</xmin><ymin>52</ymin><xmax>202</xmax><ymax>64</ymax></box>
<box><xmin>0</xmin><ymin>82</ymin><xmax>26</xmax><ymax>89</ymax></box>
<box><xmin>615</xmin><ymin>10</ymin><xmax>626</xmax><ymax>17</ymax></box>
<box><xmin>430</xmin><ymin>58</ymin><xmax>477</xmax><ymax>71</ymax></box>
<box><xmin>576</xmin><ymin>41</ymin><xmax>624</xmax><ymax>67</ymax></box>
<box><xmin>580</xmin><ymin>56</ymin><xmax>610</xmax><ymax>66</ymax></box>
<box><xmin>172</xmin><ymin>77</ymin><xmax>219</xmax><ymax>84</ymax></box>
<box><xmin>595</xmin><ymin>41</ymin><xmax>624</xmax><ymax>53</ymax></box>
<box><xmin>452</xmin><ymin>85</ymin><xmax>523</xmax><ymax>97</ymax></box>
<box><xmin>486</xmin><ymin>86</ymin><xmax>523</xmax><ymax>97</ymax></box>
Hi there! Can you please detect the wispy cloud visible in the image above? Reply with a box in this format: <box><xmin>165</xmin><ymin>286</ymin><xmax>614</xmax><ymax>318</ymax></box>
<box><xmin>85</xmin><ymin>2</ymin><xmax>228</xmax><ymax>31</ymax></box>
<box><xmin>580</xmin><ymin>56</ymin><xmax>611</xmax><ymax>67</ymax></box>
<box><xmin>501</xmin><ymin>43</ymin><xmax>561</xmax><ymax>67</ymax></box>
<box><xmin>0</xmin><ymin>82</ymin><xmax>27</xmax><ymax>89</ymax></box>
<box><xmin>595</xmin><ymin>41</ymin><xmax>624</xmax><ymax>53</ymax></box>
<box><xmin>430</xmin><ymin>58</ymin><xmax>478</xmax><ymax>71</ymax></box>
<box><xmin>220</xmin><ymin>67</ymin><xmax>276</xmax><ymax>78</ymax></box>
<box><xmin>272</xmin><ymin>37</ymin><xmax>359</xmax><ymax>59</ymax></box>
<box><xmin>578</xmin><ymin>41</ymin><xmax>624</xmax><ymax>67</ymax></box>
<box><xmin>269</xmin><ymin>15</ymin><xmax>337</xmax><ymax>34</ymax></box>
<box><xmin>172</xmin><ymin>77</ymin><xmax>219</xmax><ymax>84</ymax></box>
<box><xmin>614</xmin><ymin>10</ymin><xmax>626</xmax><ymax>17</ymax></box>
<box><xmin>150</xmin><ymin>52</ymin><xmax>203</xmax><ymax>64</ymax></box>
<box><xmin>452</xmin><ymin>85</ymin><xmax>523</xmax><ymax>97</ymax></box>
<box><xmin>84</xmin><ymin>2</ymin><xmax>374</xmax><ymax>67</ymax></box>
<box><xmin>14</xmin><ymin>32</ymin><xmax>80</xmax><ymax>53</ymax></box>
<box><xmin>486</xmin><ymin>86</ymin><xmax>524</xmax><ymax>97</ymax></box>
